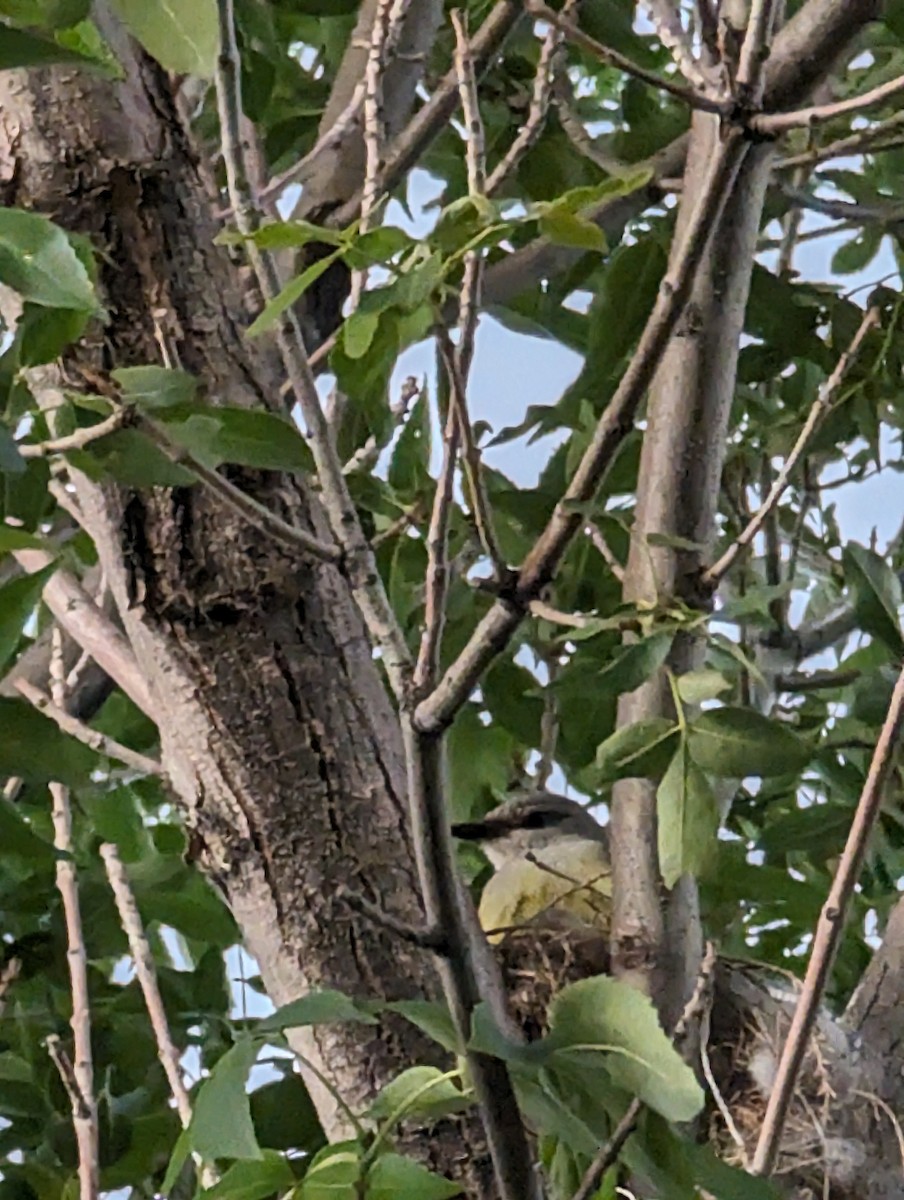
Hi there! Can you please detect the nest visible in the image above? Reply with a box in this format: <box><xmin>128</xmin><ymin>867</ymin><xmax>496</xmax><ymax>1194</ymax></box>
<box><xmin>705</xmin><ymin>961</ymin><xmax>875</xmax><ymax>1199</ymax></box>
<box><xmin>494</xmin><ymin>914</ymin><xmax>611</xmax><ymax>1042</ymax></box>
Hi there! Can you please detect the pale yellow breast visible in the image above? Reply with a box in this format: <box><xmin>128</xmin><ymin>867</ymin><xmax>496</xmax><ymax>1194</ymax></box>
<box><xmin>477</xmin><ymin>841</ymin><xmax>612</xmax><ymax>943</ymax></box>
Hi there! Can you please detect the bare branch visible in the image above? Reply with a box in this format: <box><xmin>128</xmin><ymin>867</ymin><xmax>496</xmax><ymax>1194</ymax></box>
<box><xmin>100</xmin><ymin>844</ymin><xmax>217</xmax><ymax>1184</ymax></box>
<box><xmin>415</xmin><ymin>394</ymin><xmax>460</xmax><ymax>693</ymax></box>
<box><xmin>553</xmin><ymin>76</ymin><xmax>628</xmax><ymax>175</ymax></box>
<box><xmin>752</xmin><ymin>662</ymin><xmax>904</xmax><ymax>1176</ymax></box>
<box><xmin>401</xmin><ymin>723</ymin><xmax>540</xmax><ymax>1200</ymax></box>
<box><xmin>343</xmin><ymin>376</ymin><xmax>421</xmax><ymax>475</ymax></box>
<box><xmin>485</xmin><ymin>11</ymin><xmax>562</xmax><ymax>196</ymax></box>
<box><xmin>439</xmin><ymin>335</ymin><xmax>505</xmax><ymax>578</ymax></box>
<box><xmin>415</xmin><ymin>130</ymin><xmax>749</xmax><ymax>733</ymax></box>
<box><xmin>755</xmin><ymin>70</ymin><xmax>904</xmax><ymax>135</ymax></box>
<box><xmin>527</xmin><ymin>1</ymin><xmax>727</xmax><ymax>114</ymax></box>
<box><xmin>13</xmin><ymin>549</ymin><xmax>153</xmax><ymax>715</ymax></box>
<box><xmin>48</xmin><ymin>631</ymin><xmax>98</xmax><ymax>1200</ymax></box>
<box><xmin>643</xmin><ymin>1</ymin><xmax>711</xmax><ymax>92</ymax></box>
<box><xmin>776</xmin><ymin>109</ymin><xmax>904</xmax><ymax>169</ymax></box>
<box><xmin>736</xmin><ymin>0</ymin><xmax>783</xmax><ymax>100</ymax></box>
<box><xmin>703</xmin><ymin>305</ymin><xmax>877</xmax><ymax>588</ymax></box>
<box><xmin>586</xmin><ymin>520</ymin><xmax>625</xmax><ymax>584</ymax></box>
<box><xmin>333</xmin><ymin>1</ymin><xmax>524</xmax><ymax>229</ymax></box>
<box><xmin>16</xmin><ymin>409</ymin><xmax>127</xmax><ymax>458</ymax></box>
<box><xmin>215</xmin><ymin>0</ymin><xmax>412</xmax><ymax>697</ymax></box>
<box><xmin>15</xmin><ymin>679</ymin><xmax>165</xmax><ymax>779</ymax></box>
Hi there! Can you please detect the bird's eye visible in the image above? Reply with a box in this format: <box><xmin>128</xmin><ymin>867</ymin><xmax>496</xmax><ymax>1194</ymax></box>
<box><xmin>522</xmin><ymin>810</ymin><xmax>550</xmax><ymax>829</ymax></box>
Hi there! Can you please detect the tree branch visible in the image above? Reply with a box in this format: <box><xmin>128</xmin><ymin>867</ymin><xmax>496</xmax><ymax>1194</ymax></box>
<box><xmin>702</xmin><ymin>304</ymin><xmax>878</xmax><ymax>588</ymax></box>
<box><xmin>414</xmin><ymin>130</ymin><xmax>749</xmax><ymax>734</ymax></box>
<box><xmin>755</xmin><ymin>70</ymin><xmax>904</xmax><ymax>135</ymax></box>
<box><xmin>15</xmin><ymin>679</ymin><xmax>164</xmax><ymax>779</ymax></box>
<box><xmin>527</xmin><ymin>1</ymin><xmax>726</xmax><ymax>114</ymax></box>
<box><xmin>48</xmin><ymin>632</ymin><xmax>98</xmax><ymax>1200</ymax></box>
<box><xmin>101</xmin><ymin>844</ymin><xmax>218</xmax><ymax>1186</ymax></box>
<box><xmin>13</xmin><ymin>549</ymin><xmax>154</xmax><ymax>715</ymax></box>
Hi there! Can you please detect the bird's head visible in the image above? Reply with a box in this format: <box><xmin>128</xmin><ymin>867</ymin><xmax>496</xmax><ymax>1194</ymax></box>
<box><xmin>451</xmin><ymin>793</ymin><xmax>607</xmax><ymax>871</ymax></box>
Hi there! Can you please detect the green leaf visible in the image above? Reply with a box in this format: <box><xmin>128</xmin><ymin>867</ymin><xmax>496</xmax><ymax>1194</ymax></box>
<box><xmin>0</xmin><ymin>697</ymin><xmax>99</xmax><ymax>784</ymax></box>
<box><xmin>843</xmin><ymin>542</ymin><xmax>904</xmax><ymax>654</ymax></box>
<box><xmin>109</xmin><ymin>0</ymin><xmax>218</xmax><ymax>76</ymax></box>
<box><xmin>0</xmin><ymin>527</ymin><xmax>50</xmax><ymax>553</ymax></box>
<box><xmin>0</xmin><ymin>795</ymin><xmax>56</xmax><ymax>864</ymax></box>
<box><xmin>367</xmin><ymin>1067</ymin><xmax>468</xmax><ymax>1123</ymax></box>
<box><xmin>0</xmin><ymin>558</ymin><xmax>56</xmax><ymax>670</ymax></box>
<box><xmin>538</xmin><ymin>209</ymin><xmax>607</xmax><ymax>252</ymax></box>
<box><xmin>387</xmin><ymin>389</ymin><xmax>430</xmax><ymax>497</ymax></box>
<box><xmin>0</xmin><ymin>21</ymin><xmax>104</xmax><ymax>68</ymax></box>
<box><xmin>159</xmin><ymin>406</ymin><xmax>313</xmax><ymax>473</ymax></box>
<box><xmin>596</xmin><ymin>633</ymin><xmax>673</xmax><ymax>695</ymax></box>
<box><xmin>657</xmin><ymin>743</ymin><xmax>719</xmax><ymax>888</ymax></box>
<box><xmin>247</xmin><ymin>252</ymin><xmax>341</xmax><ymax>337</ymax></box>
<box><xmin>112</xmin><ymin>365</ymin><xmax>198</xmax><ymax>410</ymax></box>
<box><xmin>676</xmin><ymin>669</ymin><xmax>731</xmax><ymax>705</ymax></box>
<box><xmin>548</xmin><ymin>976</ymin><xmax>704</xmax><ymax>1123</ymax></box>
<box><xmin>299</xmin><ymin>1141</ymin><xmax>363</xmax><ymax>1200</ymax></box>
<box><xmin>0</xmin><ymin>424</ymin><xmax>26</xmax><ymax>475</ymax></box>
<box><xmin>343</xmin><ymin>309</ymin><xmax>380</xmax><ymax>360</ymax></box>
<box><xmin>365</xmin><ymin>1154</ymin><xmax>462</xmax><ymax>1200</ymax></box>
<box><xmin>385</xmin><ymin>999</ymin><xmax>460</xmax><ymax>1053</ymax></box>
<box><xmin>0</xmin><ymin>209</ymin><xmax>98</xmax><ymax>311</ymax></box>
<box><xmin>0</xmin><ymin>0</ymin><xmax>90</xmax><ymax>27</ymax></box>
<box><xmin>218</xmin><ymin>220</ymin><xmax>345</xmax><ymax>252</ymax></box>
<box><xmin>256</xmin><ymin>990</ymin><xmax>378</xmax><ymax>1034</ymax></box>
<box><xmin>687</xmin><ymin>707</ymin><xmax>810</xmax><ymax>778</ymax></box>
<box><xmin>594</xmin><ymin>718</ymin><xmax>680</xmax><ymax>783</ymax></box>
<box><xmin>201</xmin><ymin>1152</ymin><xmax>295</xmax><ymax>1200</ymax></box>
<box><xmin>67</xmin><ymin>428</ymin><xmax>197</xmax><ymax>487</ymax></box>
<box><xmin>189</xmin><ymin>1038</ymin><xmax>262</xmax><ymax>1162</ymax></box>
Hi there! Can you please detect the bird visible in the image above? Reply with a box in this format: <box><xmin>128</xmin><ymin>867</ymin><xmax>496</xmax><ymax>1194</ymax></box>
<box><xmin>451</xmin><ymin>793</ymin><xmax>612</xmax><ymax>945</ymax></box>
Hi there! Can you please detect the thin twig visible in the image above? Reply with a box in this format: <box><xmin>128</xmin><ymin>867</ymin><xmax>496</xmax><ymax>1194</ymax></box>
<box><xmin>343</xmin><ymin>376</ymin><xmax>421</xmax><ymax>475</ymax></box>
<box><xmin>335</xmin><ymin>885</ymin><xmax>445</xmax><ymax>950</ymax></box>
<box><xmin>554</xmin><ymin>77</ymin><xmax>628</xmax><ymax>175</ymax></box>
<box><xmin>703</xmin><ymin>306</ymin><xmax>877</xmax><ymax>587</ymax></box>
<box><xmin>17</xmin><ymin>409</ymin><xmax>127</xmax><ymax>458</ymax></box>
<box><xmin>529</xmin><ymin>599</ymin><xmax>592</xmax><ymax>629</ymax></box>
<box><xmin>527</xmin><ymin>1</ymin><xmax>726</xmax><ymax>115</ymax></box>
<box><xmin>332</xmin><ymin>1</ymin><xmax>523</xmax><ymax>229</ymax></box>
<box><xmin>586</xmin><ymin>520</ymin><xmax>625</xmax><ymax>584</ymax></box>
<box><xmin>643</xmin><ymin>0</ymin><xmax>710</xmax><ymax>92</ymax></box>
<box><xmin>438</xmin><ymin>335</ymin><xmax>505</xmax><ymax>577</ymax></box>
<box><xmin>15</xmin><ymin>679</ymin><xmax>165</xmax><ymax>779</ymax></box>
<box><xmin>486</xmin><ymin>11</ymin><xmax>562</xmax><ymax>196</ymax></box>
<box><xmin>776</xmin><ymin>108</ymin><xmax>904</xmax><ymax>170</ymax></box>
<box><xmin>48</xmin><ymin>631</ymin><xmax>98</xmax><ymax>1200</ymax></box>
<box><xmin>415</xmin><ymin>379</ymin><xmax>460</xmax><ymax>692</ymax></box>
<box><xmin>754</xmin><ymin>71</ymin><xmax>904</xmax><ymax>135</ymax></box>
<box><xmin>215</xmin><ymin>0</ymin><xmax>413</xmax><ymax>696</ymax></box>
<box><xmin>415</xmin><ymin>130</ymin><xmax>749</xmax><ymax>733</ymax></box>
<box><xmin>100</xmin><ymin>844</ymin><xmax>218</xmax><ymax>1186</ymax></box>
<box><xmin>536</xmin><ymin>652</ymin><xmax>560</xmax><ymax>790</ymax></box>
<box><xmin>135</xmin><ymin>415</ymin><xmax>340</xmax><ymax>564</ymax></box>
<box><xmin>752</xmin><ymin>662</ymin><xmax>904</xmax><ymax>1176</ymax></box>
